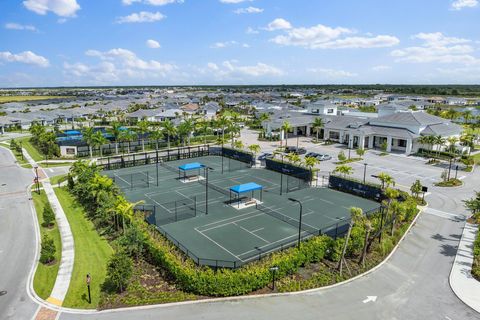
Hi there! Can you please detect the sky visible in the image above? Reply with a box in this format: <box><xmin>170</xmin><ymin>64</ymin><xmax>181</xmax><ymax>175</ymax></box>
<box><xmin>0</xmin><ymin>0</ymin><xmax>479</xmax><ymax>87</ymax></box>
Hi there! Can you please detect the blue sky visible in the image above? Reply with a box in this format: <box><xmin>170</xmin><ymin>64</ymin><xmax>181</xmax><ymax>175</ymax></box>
<box><xmin>0</xmin><ymin>0</ymin><xmax>479</xmax><ymax>87</ymax></box>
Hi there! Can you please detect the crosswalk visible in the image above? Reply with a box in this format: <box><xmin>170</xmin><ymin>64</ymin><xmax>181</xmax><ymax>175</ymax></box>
<box><xmin>423</xmin><ymin>207</ymin><xmax>465</xmax><ymax>220</ymax></box>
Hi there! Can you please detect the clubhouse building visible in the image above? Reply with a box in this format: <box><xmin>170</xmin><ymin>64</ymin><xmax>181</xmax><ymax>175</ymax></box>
<box><xmin>262</xmin><ymin>101</ymin><xmax>464</xmax><ymax>155</ymax></box>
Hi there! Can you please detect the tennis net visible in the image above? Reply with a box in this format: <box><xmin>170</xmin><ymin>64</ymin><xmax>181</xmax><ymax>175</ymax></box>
<box><xmin>255</xmin><ymin>203</ymin><xmax>319</xmax><ymax>236</ymax></box>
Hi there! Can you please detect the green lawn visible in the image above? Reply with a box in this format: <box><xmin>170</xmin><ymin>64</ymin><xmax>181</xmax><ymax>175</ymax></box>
<box><xmin>32</xmin><ymin>190</ymin><xmax>62</xmax><ymax>300</ymax></box>
<box><xmin>50</xmin><ymin>174</ymin><xmax>68</xmax><ymax>186</ymax></box>
<box><xmin>55</xmin><ymin>187</ymin><xmax>113</xmax><ymax>309</ymax></box>
<box><xmin>15</xmin><ymin>137</ymin><xmax>44</xmax><ymax>162</ymax></box>
<box><xmin>0</xmin><ymin>95</ymin><xmax>73</xmax><ymax>103</ymax></box>
<box><xmin>40</xmin><ymin>162</ymin><xmax>73</xmax><ymax>168</ymax></box>
<box><xmin>472</xmin><ymin>153</ymin><xmax>480</xmax><ymax>165</ymax></box>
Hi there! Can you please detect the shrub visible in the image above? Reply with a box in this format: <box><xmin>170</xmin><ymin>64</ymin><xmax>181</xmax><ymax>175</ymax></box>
<box><xmin>105</xmin><ymin>251</ymin><xmax>133</xmax><ymax>293</ymax></box>
<box><xmin>40</xmin><ymin>234</ymin><xmax>56</xmax><ymax>264</ymax></box>
<box><xmin>67</xmin><ymin>174</ymin><xmax>75</xmax><ymax>190</ymax></box>
<box><xmin>338</xmin><ymin>151</ymin><xmax>346</xmax><ymax>162</ymax></box>
<box><xmin>42</xmin><ymin>204</ymin><xmax>55</xmax><ymax>227</ymax></box>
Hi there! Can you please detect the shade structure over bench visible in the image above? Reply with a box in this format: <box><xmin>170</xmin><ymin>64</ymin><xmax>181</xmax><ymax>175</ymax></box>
<box><xmin>229</xmin><ymin>182</ymin><xmax>263</xmax><ymax>208</ymax></box>
<box><xmin>178</xmin><ymin>162</ymin><xmax>205</xmax><ymax>180</ymax></box>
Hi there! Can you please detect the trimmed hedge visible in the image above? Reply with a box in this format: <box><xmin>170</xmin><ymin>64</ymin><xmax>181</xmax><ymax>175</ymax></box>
<box><xmin>472</xmin><ymin>230</ymin><xmax>480</xmax><ymax>281</ymax></box>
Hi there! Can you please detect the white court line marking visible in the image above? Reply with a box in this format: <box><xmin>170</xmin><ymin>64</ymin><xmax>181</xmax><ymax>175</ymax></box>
<box><xmin>196</xmin><ymin>229</ymin><xmax>243</xmax><ymax>261</ymax></box>
<box><xmin>251</xmin><ymin>227</ymin><xmax>264</xmax><ymax>233</ymax></box>
<box><xmin>144</xmin><ymin>194</ymin><xmax>173</xmax><ymax>213</ymax></box>
<box><xmin>237</xmin><ymin>231</ymin><xmax>312</xmax><ymax>258</ymax></box>
<box><xmin>197</xmin><ymin>210</ymin><xmax>263</xmax><ymax>229</ymax></box>
<box><xmin>233</xmin><ymin>222</ymin><xmax>270</xmax><ymax>243</ymax></box>
<box><xmin>198</xmin><ymin>213</ymin><xmax>265</xmax><ymax>232</ymax></box>
<box><xmin>113</xmin><ymin>173</ymin><xmax>131</xmax><ymax>187</ymax></box>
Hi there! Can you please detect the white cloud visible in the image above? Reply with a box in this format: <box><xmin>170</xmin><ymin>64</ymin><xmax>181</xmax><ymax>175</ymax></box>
<box><xmin>206</xmin><ymin>61</ymin><xmax>283</xmax><ymax>78</ymax></box>
<box><xmin>451</xmin><ymin>0</ymin><xmax>478</xmax><ymax>10</ymax></box>
<box><xmin>122</xmin><ymin>0</ymin><xmax>183</xmax><ymax>6</ymax></box>
<box><xmin>246</xmin><ymin>27</ymin><xmax>259</xmax><ymax>34</ymax></box>
<box><xmin>270</xmin><ymin>22</ymin><xmax>399</xmax><ymax>49</ymax></box>
<box><xmin>5</xmin><ymin>23</ymin><xmax>37</xmax><ymax>32</ymax></box>
<box><xmin>391</xmin><ymin>32</ymin><xmax>479</xmax><ymax>65</ymax></box>
<box><xmin>307</xmin><ymin>68</ymin><xmax>357</xmax><ymax>78</ymax></box>
<box><xmin>146</xmin><ymin>39</ymin><xmax>161</xmax><ymax>48</ymax></box>
<box><xmin>372</xmin><ymin>65</ymin><xmax>391</xmax><ymax>71</ymax></box>
<box><xmin>220</xmin><ymin>0</ymin><xmax>253</xmax><ymax>3</ymax></box>
<box><xmin>0</xmin><ymin>51</ymin><xmax>49</xmax><ymax>67</ymax></box>
<box><xmin>234</xmin><ymin>6</ymin><xmax>263</xmax><ymax>14</ymax></box>
<box><xmin>116</xmin><ymin>11</ymin><xmax>165</xmax><ymax>23</ymax></box>
<box><xmin>210</xmin><ymin>41</ymin><xmax>249</xmax><ymax>48</ymax></box>
<box><xmin>266</xmin><ymin>18</ymin><xmax>292</xmax><ymax>31</ymax></box>
<box><xmin>64</xmin><ymin>48</ymin><xmax>176</xmax><ymax>84</ymax></box>
<box><xmin>23</xmin><ymin>0</ymin><xmax>80</xmax><ymax>17</ymax></box>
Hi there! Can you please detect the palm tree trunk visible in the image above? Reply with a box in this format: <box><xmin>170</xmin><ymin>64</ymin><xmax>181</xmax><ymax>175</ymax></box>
<box><xmin>338</xmin><ymin>223</ymin><xmax>353</xmax><ymax>276</ymax></box>
<box><xmin>89</xmin><ymin>145</ymin><xmax>93</xmax><ymax>158</ymax></box>
<box><xmin>167</xmin><ymin>135</ymin><xmax>170</xmax><ymax>149</ymax></box>
<box><xmin>115</xmin><ymin>141</ymin><xmax>119</xmax><ymax>155</ymax></box>
<box><xmin>359</xmin><ymin>230</ymin><xmax>370</xmax><ymax>268</ymax></box>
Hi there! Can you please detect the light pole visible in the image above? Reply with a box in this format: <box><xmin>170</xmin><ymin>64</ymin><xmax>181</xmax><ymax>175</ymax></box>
<box><xmin>34</xmin><ymin>166</ymin><xmax>40</xmax><ymax>194</ymax></box>
<box><xmin>363</xmin><ymin>163</ymin><xmax>368</xmax><ymax>184</ymax></box>
<box><xmin>269</xmin><ymin>266</ymin><xmax>279</xmax><ymax>291</ymax></box>
<box><xmin>288</xmin><ymin>197</ymin><xmax>303</xmax><ymax>249</ymax></box>
<box><xmin>86</xmin><ymin>273</ymin><xmax>91</xmax><ymax>304</ymax></box>
<box><xmin>205</xmin><ymin>167</ymin><xmax>214</xmax><ymax>215</ymax></box>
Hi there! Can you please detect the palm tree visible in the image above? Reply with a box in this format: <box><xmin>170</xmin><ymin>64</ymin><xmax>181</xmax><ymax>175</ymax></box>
<box><xmin>358</xmin><ymin>217</ymin><xmax>373</xmax><ymax>268</ymax></box>
<box><xmin>460</xmin><ymin>133</ymin><xmax>474</xmax><ymax>155</ymax></box>
<box><xmin>82</xmin><ymin>127</ymin><xmax>95</xmax><ymax>158</ymax></box>
<box><xmin>136</xmin><ymin>120</ymin><xmax>150</xmax><ymax>152</ymax></box>
<box><xmin>434</xmin><ymin>135</ymin><xmax>446</xmax><ymax>158</ymax></box>
<box><xmin>463</xmin><ymin>110</ymin><xmax>473</xmax><ymax>124</ymax></box>
<box><xmin>259</xmin><ymin>112</ymin><xmax>270</xmax><ymax>123</ymax></box>
<box><xmin>333</xmin><ymin>165</ymin><xmax>353</xmax><ymax>178</ymax></box>
<box><xmin>248</xmin><ymin>144</ymin><xmax>261</xmax><ymax>158</ymax></box>
<box><xmin>417</xmin><ymin>135</ymin><xmax>429</xmax><ymax>155</ymax></box>
<box><xmin>311</xmin><ymin>117</ymin><xmax>324</xmax><ymax>142</ymax></box>
<box><xmin>304</xmin><ymin>156</ymin><xmax>320</xmax><ymax>185</ymax></box>
<box><xmin>338</xmin><ymin>207</ymin><xmax>363</xmax><ymax>276</ymax></box>
<box><xmin>196</xmin><ymin>119</ymin><xmax>211</xmax><ymax>145</ymax></box>
<box><xmin>177</xmin><ymin>122</ymin><xmax>190</xmax><ymax>147</ymax></box>
<box><xmin>162</xmin><ymin>119</ymin><xmax>177</xmax><ymax>149</ymax></box>
<box><xmin>286</xmin><ymin>152</ymin><xmax>301</xmax><ymax>165</ymax></box>
<box><xmin>281</xmin><ymin>121</ymin><xmax>293</xmax><ymax>147</ymax></box>
<box><xmin>233</xmin><ymin>140</ymin><xmax>244</xmax><ymax>150</ymax></box>
<box><xmin>444</xmin><ymin>108</ymin><xmax>460</xmax><ymax>121</ymax></box>
<box><xmin>119</xmin><ymin>130</ymin><xmax>137</xmax><ymax>154</ymax></box>
<box><xmin>182</xmin><ymin>118</ymin><xmax>195</xmax><ymax>146</ymax></box>
<box><xmin>377</xmin><ymin>172</ymin><xmax>395</xmax><ymax>189</ymax></box>
<box><xmin>92</xmin><ymin>131</ymin><xmax>108</xmax><ymax>157</ymax></box>
<box><xmin>116</xmin><ymin>200</ymin><xmax>144</xmax><ymax>234</ymax></box>
<box><xmin>447</xmin><ymin>136</ymin><xmax>459</xmax><ymax>154</ymax></box>
<box><xmin>149</xmin><ymin>127</ymin><xmax>164</xmax><ymax>150</ymax></box>
<box><xmin>108</xmin><ymin>122</ymin><xmax>123</xmax><ymax>155</ymax></box>
<box><xmin>216</xmin><ymin>115</ymin><xmax>230</xmax><ymax>146</ymax></box>
<box><xmin>228</xmin><ymin>122</ymin><xmax>240</xmax><ymax>147</ymax></box>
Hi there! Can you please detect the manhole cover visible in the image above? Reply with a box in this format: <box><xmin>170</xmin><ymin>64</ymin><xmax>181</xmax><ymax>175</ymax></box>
<box><xmin>0</xmin><ymin>291</ymin><xmax>7</xmax><ymax>296</ymax></box>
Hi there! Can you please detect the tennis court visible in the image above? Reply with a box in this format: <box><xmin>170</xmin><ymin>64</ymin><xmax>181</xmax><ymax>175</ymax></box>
<box><xmin>104</xmin><ymin>155</ymin><xmax>380</xmax><ymax>268</ymax></box>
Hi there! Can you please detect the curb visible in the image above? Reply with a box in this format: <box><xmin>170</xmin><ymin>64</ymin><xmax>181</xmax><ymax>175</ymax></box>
<box><xmin>31</xmin><ymin>205</ymin><xmax>425</xmax><ymax>315</ymax></box>
<box><xmin>448</xmin><ymin>221</ymin><xmax>480</xmax><ymax>314</ymax></box>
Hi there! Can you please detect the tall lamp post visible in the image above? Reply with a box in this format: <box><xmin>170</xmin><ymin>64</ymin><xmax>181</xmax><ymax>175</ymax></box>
<box><xmin>288</xmin><ymin>197</ymin><xmax>303</xmax><ymax>249</ymax></box>
<box><xmin>205</xmin><ymin>167</ymin><xmax>214</xmax><ymax>215</ymax></box>
<box><xmin>34</xmin><ymin>165</ymin><xmax>40</xmax><ymax>194</ymax></box>
<box><xmin>363</xmin><ymin>163</ymin><xmax>368</xmax><ymax>184</ymax></box>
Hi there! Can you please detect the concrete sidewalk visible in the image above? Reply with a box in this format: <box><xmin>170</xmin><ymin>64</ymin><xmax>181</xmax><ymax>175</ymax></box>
<box><xmin>450</xmin><ymin>222</ymin><xmax>480</xmax><ymax>313</ymax></box>
<box><xmin>23</xmin><ymin>147</ymin><xmax>75</xmax><ymax>306</ymax></box>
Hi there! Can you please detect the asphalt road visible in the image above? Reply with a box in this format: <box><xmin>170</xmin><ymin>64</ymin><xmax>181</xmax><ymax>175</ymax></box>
<box><xmin>60</xmin><ymin>159</ymin><xmax>480</xmax><ymax>320</ymax></box>
<box><xmin>0</xmin><ymin>147</ymin><xmax>38</xmax><ymax>320</ymax></box>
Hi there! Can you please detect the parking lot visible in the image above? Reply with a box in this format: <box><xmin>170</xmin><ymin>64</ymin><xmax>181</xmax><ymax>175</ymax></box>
<box><xmin>241</xmin><ymin>128</ymin><xmax>467</xmax><ymax>191</ymax></box>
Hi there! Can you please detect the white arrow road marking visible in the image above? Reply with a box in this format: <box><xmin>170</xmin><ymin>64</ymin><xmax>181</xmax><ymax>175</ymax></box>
<box><xmin>362</xmin><ymin>296</ymin><xmax>377</xmax><ymax>303</ymax></box>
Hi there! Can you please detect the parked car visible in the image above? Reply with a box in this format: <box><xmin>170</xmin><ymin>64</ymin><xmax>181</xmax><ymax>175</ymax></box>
<box><xmin>305</xmin><ymin>152</ymin><xmax>331</xmax><ymax>161</ymax></box>
<box><xmin>258</xmin><ymin>153</ymin><xmax>274</xmax><ymax>160</ymax></box>
<box><xmin>284</xmin><ymin>146</ymin><xmax>307</xmax><ymax>155</ymax></box>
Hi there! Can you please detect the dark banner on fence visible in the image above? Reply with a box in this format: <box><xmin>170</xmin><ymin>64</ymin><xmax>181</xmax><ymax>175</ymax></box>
<box><xmin>265</xmin><ymin>158</ymin><xmax>313</xmax><ymax>182</ymax></box>
<box><xmin>221</xmin><ymin>147</ymin><xmax>254</xmax><ymax>165</ymax></box>
<box><xmin>329</xmin><ymin>175</ymin><xmax>383</xmax><ymax>202</ymax></box>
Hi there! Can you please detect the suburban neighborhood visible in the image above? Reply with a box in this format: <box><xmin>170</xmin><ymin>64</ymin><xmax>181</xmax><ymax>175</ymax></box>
<box><xmin>1</xmin><ymin>1</ymin><xmax>480</xmax><ymax>320</ymax></box>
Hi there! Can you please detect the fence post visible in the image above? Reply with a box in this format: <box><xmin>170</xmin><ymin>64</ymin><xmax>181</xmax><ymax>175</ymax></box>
<box><xmin>335</xmin><ymin>223</ymin><xmax>338</xmax><ymax>240</ymax></box>
<box><xmin>175</xmin><ymin>201</ymin><xmax>178</xmax><ymax>221</ymax></box>
<box><xmin>194</xmin><ymin>196</ymin><xmax>197</xmax><ymax>216</ymax></box>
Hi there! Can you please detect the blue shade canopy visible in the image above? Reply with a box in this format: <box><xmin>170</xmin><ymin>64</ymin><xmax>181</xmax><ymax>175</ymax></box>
<box><xmin>229</xmin><ymin>182</ymin><xmax>263</xmax><ymax>194</ymax></box>
<box><xmin>178</xmin><ymin>162</ymin><xmax>204</xmax><ymax>171</ymax></box>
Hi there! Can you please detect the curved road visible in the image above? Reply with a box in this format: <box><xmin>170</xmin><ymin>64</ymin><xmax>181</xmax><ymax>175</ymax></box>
<box><xmin>1</xmin><ymin>143</ymin><xmax>479</xmax><ymax>320</ymax></box>
<box><xmin>0</xmin><ymin>147</ymin><xmax>38</xmax><ymax>320</ymax></box>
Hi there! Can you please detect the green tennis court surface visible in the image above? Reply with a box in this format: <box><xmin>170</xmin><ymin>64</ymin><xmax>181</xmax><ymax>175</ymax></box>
<box><xmin>104</xmin><ymin>155</ymin><xmax>380</xmax><ymax>268</ymax></box>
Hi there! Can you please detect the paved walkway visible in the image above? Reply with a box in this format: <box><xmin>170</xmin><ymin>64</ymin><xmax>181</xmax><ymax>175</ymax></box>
<box><xmin>450</xmin><ymin>222</ymin><xmax>480</xmax><ymax>313</ymax></box>
<box><xmin>23</xmin><ymin>147</ymin><xmax>75</xmax><ymax>307</ymax></box>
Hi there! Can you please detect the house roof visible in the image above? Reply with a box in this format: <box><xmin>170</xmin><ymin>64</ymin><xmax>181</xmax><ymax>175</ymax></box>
<box><xmin>371</xmin><ymin>111</ymin><xmax>444</xmax><ymax>126</ymax></box>
<box><xmin>421</xmin><ymin>122</ymin><xmax>463</xmax><ymax>136</ymax></box>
